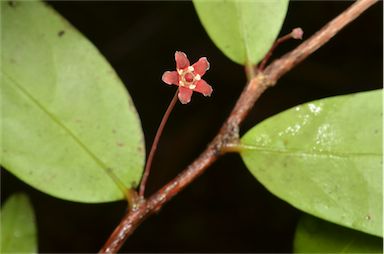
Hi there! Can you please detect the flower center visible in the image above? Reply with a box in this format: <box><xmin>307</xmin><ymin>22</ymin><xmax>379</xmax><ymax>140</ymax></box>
<box><xmin>185</xmin><ymin>73</ymin><xmax>194</xmax><ymax>82</ymax></box>
<box><xmin>178</xmin><ymin>66</ymin><xmax>201</xmax><ymax>90</ymax></box>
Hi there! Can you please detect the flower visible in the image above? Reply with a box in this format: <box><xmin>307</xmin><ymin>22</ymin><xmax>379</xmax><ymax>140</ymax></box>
<box><xmin>162</xmin><ymin>51</ymin><xmax>213</xmax><ymax>104</ymax></box>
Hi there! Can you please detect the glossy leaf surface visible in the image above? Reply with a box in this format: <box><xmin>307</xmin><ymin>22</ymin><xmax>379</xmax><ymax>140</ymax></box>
<box><xmin>241</xmin><ymin>90</ymin><xmax>382</xmax><ymax>236</ymax></box>
<box><xmin>1</xmin><ymin>193</ymin><xmax>38</xmax><ymax>253</ymax></box>
<box><xmin>1</xmin><ymin>1</ymin><xmax>145</xmax><ymax>202</ymax></box>
<box><xmin>294</xmin><ymin>215</ymin><xmax>383</xmax><ymax>253</ymax></box>
<box><xmin>193</xmin><ymin>0</ymin><xmax>289</xmax><ymax>65</ymax></box>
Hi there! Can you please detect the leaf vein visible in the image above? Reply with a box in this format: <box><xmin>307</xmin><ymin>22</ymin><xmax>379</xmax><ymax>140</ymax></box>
<box><xmin>239</xmin><ymin>144</ymin><xmax>381</xmax><ymax>158</ymax></box>
<box><xmin>2</xmin><ymin>71</ymin><xmax>126</xmax><ymax>192</ymax></box>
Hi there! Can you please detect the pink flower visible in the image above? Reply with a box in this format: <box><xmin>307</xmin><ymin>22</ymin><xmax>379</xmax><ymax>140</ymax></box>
<box><xmin>162</xmin><ymin>51</ymin><xmax>213</xmax><ymax>104</ymax></box>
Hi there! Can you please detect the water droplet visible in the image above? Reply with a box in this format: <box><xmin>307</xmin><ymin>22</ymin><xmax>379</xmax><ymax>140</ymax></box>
<box><xmin>308</xmin><ymin>103</ymin><xmax>322</xmax><ymax>114</ymax></box>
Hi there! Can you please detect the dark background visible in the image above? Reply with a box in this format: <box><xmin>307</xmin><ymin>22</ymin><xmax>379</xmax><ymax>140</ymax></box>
<box><xmin>2</xmin><ymin>1</ymin><xmax>382</xmax><ymax>253</ymax></box>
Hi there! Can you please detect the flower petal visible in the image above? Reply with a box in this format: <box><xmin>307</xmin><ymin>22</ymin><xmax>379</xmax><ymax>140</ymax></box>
<box><xmin>175</xmin><ymin>51</ymin><xmax>190</xmax><ymax>70</ymax></box>
<box><xmin>178</xmin><ymin>87</ymin><xmax>193</xmax><ymax>104</ymax></box>
<box><xmin>194</xmin><ymin>79</ymin><xmax>213</xmax><ymax>97</ymax></box>
<box><xmin>162</xmin><ymin>71</ymin><xmax>179</xmax><ymax>85</ymax></box>
<box><xmin>192</xmin><ymin>57</ymin><xmax>210</xmax><ymax>76</ymax></box>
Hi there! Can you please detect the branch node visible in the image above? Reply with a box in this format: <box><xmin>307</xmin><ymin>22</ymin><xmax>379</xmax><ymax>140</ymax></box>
<box><xmin>126</xmin><ymin>188</ymin><xmax>142</xmax><ymax>211</ymax></box>
<box><xmin>216</xmin><ymin>122</ymin><xmax>240</xmax><ymax>155</ymax></box>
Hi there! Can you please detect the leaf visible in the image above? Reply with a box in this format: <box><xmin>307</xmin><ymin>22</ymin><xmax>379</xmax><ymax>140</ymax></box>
<box><xmin>293</xmin><ymin>214</ymin><xmax>383</xmax><ymax>253</ymax></box>
<box><xmin>1</xmin><ymin>1</ymin><xmax>145</xmax><ymax>203</ymax></box>
<box><xmin>193</xmin><ymin>0</ymin><xmax>289</xmax><ymax>65</ymax></box>
<box><xmin>240</xmin><ymin>90</ymin><xmax>382</xmax><ymax>236</ymax></box>
<box><xmin>1</xmin><ymin>193</ymin><xmax>38</xmax><ymax>253</ymax></box>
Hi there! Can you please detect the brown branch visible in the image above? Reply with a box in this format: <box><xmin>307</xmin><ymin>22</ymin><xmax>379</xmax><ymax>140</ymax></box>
<box><xmin>264</xmin><ymin>0</ymin><xmax>378</xmax><ymax>83</ymax></box>
<box><xmin>99</xmin><ymin>0</ymin><xmax>378</xmax><ymax>253</ymax></box>
<box><xmin>258</xmin><ymin>27</ymin><xmax>303</xmax><ymax>71</ymax></box>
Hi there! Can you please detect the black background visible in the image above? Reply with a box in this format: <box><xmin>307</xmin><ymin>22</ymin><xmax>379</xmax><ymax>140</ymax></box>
<box><xmin>2</xmin><ymin>1</ymin><xmax>382</xmax><ymax>252</ymax></box>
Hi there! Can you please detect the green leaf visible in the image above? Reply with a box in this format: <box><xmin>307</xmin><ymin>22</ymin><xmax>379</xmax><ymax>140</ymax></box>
<box><xmin>240</xmin><ymin>90</ymin><xmax>382</xmax><ymax>236</ymax></box>
<box><xmin>193</xmin><ymin>0</ymin><xmax>289</xmax><ymax>65</ymax></box>
<box><xmin>293</xmin><ymin>214</ymin><xmax>383</xmax><ymax>253</ymax></box>
<box><xmin>1</xmin><ymin>1</ymin><xmax>145</xmax><ymax>203</ymax></box>
<box><xmin>1</xmin><ymin>193</ymin><xmax>38</xmax><ymax>253</ymax></box>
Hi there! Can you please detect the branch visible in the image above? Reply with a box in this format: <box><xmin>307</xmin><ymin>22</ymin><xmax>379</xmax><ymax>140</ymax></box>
<box><xmin>99</xmin><ymin>0</ymin><xmax>378</xmax><ymax>252</ymax></box>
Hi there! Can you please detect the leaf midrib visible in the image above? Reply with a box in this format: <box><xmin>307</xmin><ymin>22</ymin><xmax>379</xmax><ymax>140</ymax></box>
<box><xmin>239</xmin><ymin>143</ymin><xmax>381</xmax><ymax>158</ymax></box>
<box><xmin>234</xmin><ymin>0</ymin><xmax>251</xmax><ymax>64</ymax></box>
<box><xmin>2</xmin><ymin>70</ymin><xmax>123</xmax><ymax>187</ymax></box>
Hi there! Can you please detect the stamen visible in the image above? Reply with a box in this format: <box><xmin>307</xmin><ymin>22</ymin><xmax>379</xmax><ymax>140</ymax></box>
<box><xmin>189</xmin><ymin>84</ymin><xmax>196</xmax><ymax>89</ymax></box>
<box><xmin>195</xmin><ymin>74</ymin><xmax>201</xmax><ymax>81</ymax></box>
<box><xmin>177</xmin><ymin>69</ymin><xmax>183</xmax><ymax>75</ymax></box>
<box><xmin>188</xmin><ymin>66</ymin><xmax>194</xmax><ymax>72</ymax></box>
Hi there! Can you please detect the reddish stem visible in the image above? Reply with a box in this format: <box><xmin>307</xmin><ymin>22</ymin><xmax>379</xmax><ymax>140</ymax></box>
<box><xmin>258</xmin><ymin>27</ymin><xmax>303</xmax><ymax>71</ymax></box>
<box><xmin>100</xmin><ymin>0</ymin><xmax>378</xmax><ymax>253</ymax></box>
<box><xmin>139</xmin><ymin>90</ymin><xmax>179</xmax><ymax>197</ymax></box>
